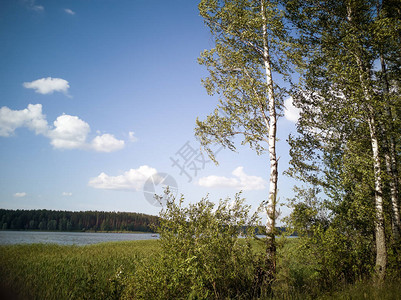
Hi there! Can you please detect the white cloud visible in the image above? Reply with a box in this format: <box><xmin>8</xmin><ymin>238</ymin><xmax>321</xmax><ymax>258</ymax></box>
<box><xmin>198</xmin><ymin>175</ymin><xmax>239</xmax><ymax>188</ymax></box>
<box><xmin>48</xmin><ymin>115</ymin><xmax>90</xmax><ymax>149</ymax></box>
<box><xmin>91</xmin><ymin>134</ymin><xmax>125</xmax><ymax>152</ymax></box>
<box><xmin>0</xmin><ymin>104</ymin><xmax>125</xmax><ymax>152</ymax></box>
<box><xmin>14</xmin><ymin>192</ymin><xmax>27</xmax><ymax>198</ymax></box>
<box><xmin>198</xmin><ymin>167</ymin><xmax>266</xmax><ymax>190</ymax></box>
<box><xmin>88</xmin><ymin>165</ymin><xmax>157</xmax><ymax>191</ymax></box>
<box><xmin>48</xmin><ymin>116</ymin><xmax>125</xmax><ymax>152</ymax></box>
<box><xmin>62</xmin><ymin>192</ymin><xmax>72</xmax><ymax>196</ymax></box>
<box><xmin>23</xmin><ymin>77</ymin><xmax>70</xmax><ymax>95</ymax></box>
<box><xmin>128</xmin><ymin>131</ymin><xmax>138</xmax><ymax>142</ymax></box>
<box><xmin>64</xmin><ymin>8</ymin><xmax>75</xmax><ymax>15</ymax></box>
<box><xmin>284</xmin><ymin>97</ymin><xmax>301</xmax><ymax>123</ymax></box>
<box><xmin>0</xmin><ymin>104</ymin><xmax>48</xmax><ymax>137</ymax></box>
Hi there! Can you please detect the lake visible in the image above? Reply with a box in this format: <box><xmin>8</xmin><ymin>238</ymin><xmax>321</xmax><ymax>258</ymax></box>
<box><xmin>0</xmin><ymin>231</ymin><xmax>158</xmax><ymax>246</ymax></box>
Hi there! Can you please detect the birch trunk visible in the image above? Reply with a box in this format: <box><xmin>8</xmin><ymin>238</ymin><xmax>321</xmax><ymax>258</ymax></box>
<box><xmin>380</xmin><ymin>56</ymin><xmax>401</xmax><ymax>241</ymax></box>
<box><xmin>347</xmin><ymin>2</ymin><xmax>387</xmax><ymax>281</ymax></box>
<box><xmin>261</xmin><ymin>0</ymin><xmax>277</xmax><ymax>273</ymax></box>
<box><xmin>357</xmin><ymin>59</ymin><xmax>387</xmax><ymax>281</ymax></box>
<box><xmin>384</xmin><ymin>143</ymin><xmax>401</xmax><ymax>241</ymax></box>
<box><xmin>367</xmin><ymin>113</ymin><xmax>388</xmax><ymax>281</ymax></box>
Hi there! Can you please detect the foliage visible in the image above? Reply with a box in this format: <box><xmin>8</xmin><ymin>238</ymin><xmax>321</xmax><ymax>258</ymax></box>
<box><xmin>0</xmin><ymin>209</ymin><xmax>158</xmax><ymax>232</ymax></box>
<box><xmin>273</xmin><ymin>239</ymin><xmax>401</xmax><ymax>300</ymax></box>
<box><xmin>124</xmin><ymin>191</ymin><xmax>267</xmax><ymax>299</ymax></box>
<box><xmin>196</xmin><ymin>0</ymin><xmax>290</xmax><ymax>160</ymax></box>
<box><xmin>196</xmin><ymin>0</ymin><xmax>296</xmax><ymax>280</ymax></box>
<box><xmin>284</xmin><ymin>0</ymin><xmax>401</xmax><ymax>281</ymax></box>
<box><xmin>279</xmin><ymin>186</ymin><xmax>374</xmax><ymax>294</ymax></box>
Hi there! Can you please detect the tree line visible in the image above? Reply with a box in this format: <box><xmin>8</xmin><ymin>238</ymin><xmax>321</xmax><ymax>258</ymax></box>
<box><xmin>0</xmin><ymin>209</ymin><xmax>158</xmax><ymax>232</ymax></box>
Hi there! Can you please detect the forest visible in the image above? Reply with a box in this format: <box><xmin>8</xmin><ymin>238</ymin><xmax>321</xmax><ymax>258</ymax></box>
<box><xmin>0</xmin><ymin>209</ymin><xmax>158</xmax><ymax>232</ymax></box>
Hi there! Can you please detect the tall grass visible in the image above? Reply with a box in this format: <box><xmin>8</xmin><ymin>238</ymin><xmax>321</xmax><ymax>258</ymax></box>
<box><xmin>0</xmin><ymin>240</ymin><xmax>159</xmax><ymax>300</ymax></box>
<box><xmin>1</xmin><ymin>239</ymin><xmax>400</xmax><ymax>299</ymax></box>
<box><xmin>319</xmin><ymin>279</ymin><xmax>401</xmax><ymax>300</ymax></box>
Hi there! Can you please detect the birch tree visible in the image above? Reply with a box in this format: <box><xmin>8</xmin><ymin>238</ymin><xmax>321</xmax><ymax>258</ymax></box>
<box><xmin>195</xmin><ymin>0</ymin><xmax>292</xmax><ymax>275</ymax></box>
<box><xmin>285</xmin><ymin>0</ymin><xmax>401</xmax><ymax>280</ymax></box>
<box><xmin>375</xmin><ymin>0</ymin><xmax>401</xmax><ymax>243</ymax></box>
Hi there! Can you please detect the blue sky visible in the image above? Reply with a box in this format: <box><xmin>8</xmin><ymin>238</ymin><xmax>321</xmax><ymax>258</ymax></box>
<box><xmin>0</xmin><ymin>0</ymin><xmax>300</xmax><ymax>224</ymax></box>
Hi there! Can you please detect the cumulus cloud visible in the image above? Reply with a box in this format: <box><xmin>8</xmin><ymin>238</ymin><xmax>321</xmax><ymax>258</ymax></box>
<box><xmin>23</xmin><ymin>77</ymin><xmax>70</xmax><ymax>95</ymax></box>
<box><xmin>0</xmin><ymin>104</ymin><xmax>48</xmax><ymax>137</ymax></box>
<box><xmin>198</xmin><ymin>175</ymin><xmax>239</xmax><ymax>189</ymax></box>
<box><xmin>198</xmin><ymin>167</ymin><xmax>266</xmax><ymax>190</ymax></box>
<box><xmin>64</xmin><ymin>8</ymin><xmax>75</xmax><ymax>15</ymax></box>
<box><xmin>48</xmin><ymin>117</ymin><xmax>125</xmax><ymax>152</ymax></box>
<box><xmin>14</xmin><ymin>192</ymin><xmax>27</xmax><ymax>198</ymax></box>
<box><xmin>284</xmin><ymin>97</ymin><xmax>301</xmax><ymax>123</ymax></box>
<box><xmin>0</xmin><ymin>104</ymin><xmax>125</xmax><ymax>152</ymax></box>
<box><xmin>62</xmin><ymin>192</ymin><xmax>72</xmax><ymax>196</ymax></box>
<box><xmin>48</xmin><ymin>115</ymin><xmax>90</xmax><ymax>149</ymax></box>
<box><xmin>91</xmin><ymin>134</ymin><xmax>125</xmax><ymax>152</ymax></box>
<box><xmin>88</xmin><ymin>165</ymin><xmax>157</xmax><ymax>191</ymax></box>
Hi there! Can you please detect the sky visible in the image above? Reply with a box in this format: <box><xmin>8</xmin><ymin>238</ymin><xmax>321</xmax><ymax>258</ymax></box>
<box><xmin>0</xmin><ymin>0</ymin><xmax>301</xmax><ymax>224</ymax></box>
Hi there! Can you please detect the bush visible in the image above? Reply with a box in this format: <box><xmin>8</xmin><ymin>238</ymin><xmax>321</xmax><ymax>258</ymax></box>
<box><xmin>124</xmin><ymin>191</ymin><xmax>266</xmax><ymax>299</ymax></box>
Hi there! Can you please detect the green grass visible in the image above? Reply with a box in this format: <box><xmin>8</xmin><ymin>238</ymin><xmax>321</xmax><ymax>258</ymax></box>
<box><xmin>1</xmin><ymin>239</ymin><xmax>400</xmax><ymax>299</ymax></box>
<box><xmin>318</xmin><ymin>279</ymin><xmax>401</xmax><ymax>300</ymax></box>
<box><xmin>0</xmin><ymin>240</ymin><xmax>160</xmax><ymax>300</ymax></box>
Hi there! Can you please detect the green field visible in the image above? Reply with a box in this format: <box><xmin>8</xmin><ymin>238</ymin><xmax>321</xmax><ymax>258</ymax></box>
<box><xmin>1</xmin><ymin>240</ymin><xmax>400</xmax><ymax>299</ymax></box>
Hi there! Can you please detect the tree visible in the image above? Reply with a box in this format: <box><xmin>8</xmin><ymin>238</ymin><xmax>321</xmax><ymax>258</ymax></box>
<box><xmin>196</xmin><ymin>0</ymin><xmax>292</xmax><ymax>276</ymax></box>
<box><xmin>285</xmin><ymin>0</ymin><xmax>401</xmax><ymax>280</ymax></box>
<box><xmin>375</xmin><ymin>0</ymin><xmax>401</xmax><ymax>243</ymax></box>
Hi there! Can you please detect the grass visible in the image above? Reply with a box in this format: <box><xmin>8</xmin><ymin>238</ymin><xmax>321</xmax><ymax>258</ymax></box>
<box><xmin>1</xmin><ymin>239</ymin><xmax>400</xmax><ymax>299</ymax></box>
<box><xmin>0</xmin><ymin>240</ymin><xmax>160</xmax><ymax>300</ymax></box>
<box><xmin>319</xmin><ymin>279</ymin><xmax>401</xmax><ymax>300</ymax></box>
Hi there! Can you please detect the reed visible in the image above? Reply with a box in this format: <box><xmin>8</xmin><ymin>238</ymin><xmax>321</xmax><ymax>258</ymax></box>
<box><xmin>0</xmin><ymin>240</ymin><xmax>159</xmax><ymax>299</ymax></box>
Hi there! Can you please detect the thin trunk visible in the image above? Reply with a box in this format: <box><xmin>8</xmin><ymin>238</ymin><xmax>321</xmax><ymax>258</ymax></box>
<box><xmin>357</xmin><ymin>58</ymin><xmax>387</xmax><ymax>280</ymax></box>
<box><xmin>348</xmin><ymin>1</ymin><xmax>387</xmax><ymax>280</ymax></box>
<box><xmin>384</xmin><ymin>145</ymin><xmax>401</xmax><ymax>241</ymax></box>
<box><xmin>368</xmin><ymin>113</ymin><xmax>388</xmax><ymax>281</ymax></box>
<box><xmin>380</xmin><ymin>55</ymin><xmax>401</xmax><ymax>241</ymax></box>
<box><xmin>261</xmin><ymin>0</ymin><xmax>277</xmax><ymax>274</ymax></box>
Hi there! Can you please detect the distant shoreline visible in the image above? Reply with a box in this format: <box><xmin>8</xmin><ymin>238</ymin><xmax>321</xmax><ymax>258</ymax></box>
<box><xmin>0</xmin><ymin>208</ymin><xmax>159</xmax><ymax>232</ymax></box>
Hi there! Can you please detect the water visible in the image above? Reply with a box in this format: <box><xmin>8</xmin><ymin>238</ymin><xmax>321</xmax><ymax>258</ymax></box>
<box><xmin>0</xmin><ymin>231</ymin><xmax>158</xmax><ymax>246</ymax></box>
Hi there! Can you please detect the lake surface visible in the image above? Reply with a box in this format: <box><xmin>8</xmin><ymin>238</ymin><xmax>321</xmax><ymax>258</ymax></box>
<box><xmin>0</xmin><ymin>231</ymin><xmax>158</xmax><ymax>246</ymax></box>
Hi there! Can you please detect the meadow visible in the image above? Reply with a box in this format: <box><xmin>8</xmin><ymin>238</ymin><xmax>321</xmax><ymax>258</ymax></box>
<box><xmin>1</xmin><ymin>239</ymin><xmax>400</xmax><ymax>299</ymax></box>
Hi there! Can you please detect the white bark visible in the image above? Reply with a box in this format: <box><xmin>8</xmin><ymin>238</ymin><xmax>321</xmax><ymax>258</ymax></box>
<box><xmin>367</xmin><ymin>113</ymin><xmax>387</xmax><ymax>280</ymax></box>
<box><xmin>261</xmin><ymin>0</ymin><xmax>278</xmax><ymax>267</ymax></box>
<box><xmin>384</xmin><ymin>143</ymin><xmax>401</xmax><ymax>241</ymax></box>
<box><xmin>356</xmin><ymin>55</ymin><xmax>387</xmax><ymax>281</ymax></box>
<box><xmin>380</xmin><ymin>56</ymin><xmax>401</xmax><ymax>241</ymax></box>
<box><xmin>348</xmin><ymin>2</ymin><xmax>387</xmax><ymax>279</ymax></box>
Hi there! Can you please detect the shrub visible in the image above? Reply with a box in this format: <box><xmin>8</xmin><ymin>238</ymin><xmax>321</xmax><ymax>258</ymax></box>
<box><xmin>125</xmin><ymin>191</ymin><xmax>265</xmax><ymax>299</ymax></box>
